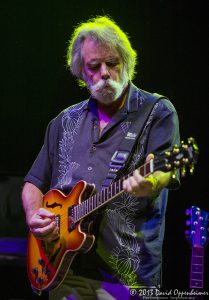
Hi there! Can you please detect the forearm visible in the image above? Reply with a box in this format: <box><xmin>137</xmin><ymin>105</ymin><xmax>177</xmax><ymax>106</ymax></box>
<box><xmin>22</xmin><ymin>182</ymin><xmax>43</xmax><ymax>224</ymax></box>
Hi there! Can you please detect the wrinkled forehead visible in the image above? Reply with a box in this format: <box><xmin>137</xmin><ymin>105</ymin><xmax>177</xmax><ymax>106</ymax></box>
<box><xmin>81</xmin><ymin>37</ymin><xmax>121</xmax><ymax>62</ymax></box>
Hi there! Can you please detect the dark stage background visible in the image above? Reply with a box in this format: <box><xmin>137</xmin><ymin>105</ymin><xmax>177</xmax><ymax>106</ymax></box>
<box><xmin>1</xmin><ymin>1</ymin><xmax>209</xmax><ymax>299</ymax></box>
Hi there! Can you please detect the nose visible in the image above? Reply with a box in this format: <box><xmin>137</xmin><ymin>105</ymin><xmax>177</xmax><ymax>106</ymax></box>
<box><xmin>100</xmin><ymin>63</ymin><xmax>110</xmax><ymax>80</ymax></box>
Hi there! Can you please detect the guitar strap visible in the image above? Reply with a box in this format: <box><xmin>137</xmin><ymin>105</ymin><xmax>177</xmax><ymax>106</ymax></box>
<box><xmin>102</xmin><ymin>92</ymin><xmax>167</xmax><ymax>188</ymax></box>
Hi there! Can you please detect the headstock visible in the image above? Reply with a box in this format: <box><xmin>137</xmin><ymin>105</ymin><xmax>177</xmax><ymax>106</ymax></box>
<box><xmin>154</xmin><ymin>137</ymin><xmax>199</xmax><ymax>176</ymax></box>
<box><xmin>185</xmin><ymin>206</ymin><xmax>209</xmax><ymax>247</ymax></box>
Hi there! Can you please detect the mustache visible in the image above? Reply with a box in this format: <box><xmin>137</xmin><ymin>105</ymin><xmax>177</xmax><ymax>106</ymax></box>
<box><xmin>90</xmin><ymin>79</ymin><xmax>119</xmax><ymax>93</ymax></box>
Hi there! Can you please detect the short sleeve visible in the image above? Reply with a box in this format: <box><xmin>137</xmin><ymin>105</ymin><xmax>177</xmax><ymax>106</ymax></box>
<box><xmin>24</xmin><ymin>120</ymin><xmax>55</xmax><ymax>193</ymax></box>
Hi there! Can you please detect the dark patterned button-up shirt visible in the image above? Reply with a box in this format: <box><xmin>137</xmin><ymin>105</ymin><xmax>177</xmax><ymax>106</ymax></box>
<box><xmin>25</xmin><ymin>82</ymin><xmax>180</xmax><ymax>288</ymax></box>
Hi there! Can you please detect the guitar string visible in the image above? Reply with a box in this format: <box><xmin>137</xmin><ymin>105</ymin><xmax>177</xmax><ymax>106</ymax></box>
<box><xmin>50</xmin><ymin>162</ymin><xmax>153</xmax><ymax>230</ymax></box>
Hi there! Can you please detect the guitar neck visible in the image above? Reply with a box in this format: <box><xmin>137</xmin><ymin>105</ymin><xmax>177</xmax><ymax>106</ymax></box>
<box><xmin>73</xmin><ymin>160</ymin><xmax>154</xmax><ymax>222</ymax></box>
<box><xmin>190</xmin><ymin>246</ymin><xmax>204</xmax><ymax>289</ymax></box>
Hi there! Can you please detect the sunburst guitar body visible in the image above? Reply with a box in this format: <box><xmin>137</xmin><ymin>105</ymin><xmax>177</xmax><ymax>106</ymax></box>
<box><xmin>27</xmin><ymin>181</ymin><xmax>95</xmax><ymax>294</ymax></box>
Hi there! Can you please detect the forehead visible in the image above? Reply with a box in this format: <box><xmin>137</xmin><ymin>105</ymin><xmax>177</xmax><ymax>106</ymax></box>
<box><xmin>82</xmin><ymin>37</ymin><xmax>121</xmax><ymax>63</ymax></box>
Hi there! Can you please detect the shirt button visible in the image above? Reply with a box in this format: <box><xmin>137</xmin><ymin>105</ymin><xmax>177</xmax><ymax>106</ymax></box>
<box><xmin>92</xmin><ymin>146</ymin><xmax>96</xmax><ymax>151</ymax></box>
<box><xmin>88</xmin><ymin>166</ymin><xmax>93</xmax><ymax>171</ymax></box>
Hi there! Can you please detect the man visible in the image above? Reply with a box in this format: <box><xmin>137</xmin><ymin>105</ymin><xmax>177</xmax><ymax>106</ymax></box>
<box><xmin>22</xmin><ymin>16</ymin><xmax>180</xmax><ymax>299</ymax></box>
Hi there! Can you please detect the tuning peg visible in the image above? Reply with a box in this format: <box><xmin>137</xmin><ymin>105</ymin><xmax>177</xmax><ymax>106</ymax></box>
<box><xmin>189</xmin><ymin>164</ymin><xmax>195</xmax><ymax>175</ymax></box>
<box><xmin>188</xmin><ymin>137</ymin><xmax>194</xmax><ymax>144</ymax></box>
<box><xmin>165</xmin><ymin>163</ymin><xmax>172</xmax><ymax>170</ymax></box>
<box><xmin>173</xmin><ymin>146</ymin><xmax>180</xmax><ymax>154</ymax></box>
<box><xmin>174</xmin><ymin>161</ymin><xmax>180</xmax><ymax>167</ymax></box>
<box><xmin>181</xmin><ymin>166</ymin><xmax>186</xmax><ymax>177</ymax></box>
<box><xmin>165</xmin><ymin>151</ymin><xmax>171</xmax><ymax>157</ymax></box>
<box><xmin>171</xmin><ymin>172</ymin><xmax>176</xmax><ymax>179</ymax></box>
<box><xmin>183</xmin><ymin>158</ymin><xmax>189</xmax><ymax>164</ymax></box>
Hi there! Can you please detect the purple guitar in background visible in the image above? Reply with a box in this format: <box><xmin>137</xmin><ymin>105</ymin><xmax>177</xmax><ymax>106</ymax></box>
<box><xmin>186</xmin><ymin>206</ymin><xmax>209</xmax><ymax>298</ymax></box>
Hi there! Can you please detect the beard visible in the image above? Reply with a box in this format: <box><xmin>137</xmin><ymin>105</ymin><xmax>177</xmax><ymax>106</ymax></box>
<box><xmin>86</xmin><ymin>70</ymin><xmax>129</xmax><ymax>105</ymax></box>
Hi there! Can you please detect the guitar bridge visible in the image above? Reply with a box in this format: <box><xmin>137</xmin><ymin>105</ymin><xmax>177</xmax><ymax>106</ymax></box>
<box><xmin>68</xmin><ymin>205</ymin><xmax>76</xmax><ymax>232</ymax></box>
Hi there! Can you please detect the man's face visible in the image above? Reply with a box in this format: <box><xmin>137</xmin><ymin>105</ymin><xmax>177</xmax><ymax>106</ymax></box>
<box><xmin>82</xmin><ymin>37</ymin><xmax>128</xmax><ymax>104</ymax></box>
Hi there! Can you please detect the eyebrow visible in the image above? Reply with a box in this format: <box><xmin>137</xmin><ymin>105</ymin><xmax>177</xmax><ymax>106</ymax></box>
<box><xmin>86</xmin><ymin>57</ymin><xmax>121</xmax><ymax>65</ymax></box>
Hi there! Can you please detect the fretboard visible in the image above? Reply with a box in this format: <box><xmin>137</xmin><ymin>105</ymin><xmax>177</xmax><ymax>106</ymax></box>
<box><xmin>190</xmin><ymin>246</ymin><xmax>204</xmax><ymax>289</ymax></box>
<box><xmin>73</xmin><ymin>160</ymin><xmax>154</xmax><ymax>222</ymax></box>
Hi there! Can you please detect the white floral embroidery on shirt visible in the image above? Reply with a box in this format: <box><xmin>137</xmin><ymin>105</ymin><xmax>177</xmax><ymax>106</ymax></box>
<box><xmin>108</xmin><ymin>193</ymin><xmax>141</xmax><ymax>286</ymax></box>
<box><xmin>57</xmin><ymin>101</ymin><xmax>87</xmax><ymax>188</ymax></box>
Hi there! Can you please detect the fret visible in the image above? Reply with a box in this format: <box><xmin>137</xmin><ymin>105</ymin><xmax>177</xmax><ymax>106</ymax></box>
<box><xmin>190</xmin><ymin>246</ymin><xmax>204</xmax><ymax>290</ymax></box>
<box><xmin>102</xmin><ymin>188</ymin><xmax>105</xmax><ymax>202</ymax></box>
<box><xmin>190</xmin><ymin>279</ymin><xmax>203</xmax><ymax>288</ymax></box>
<box><xmin>100</xmin><ymin>189</ymin><xmax>104</xmax><ymax>204</ymax></box>
<box><xmin>191</xmin><ymin>272</ymin><xmax>203</xmax><ymax>280</ymax></box>
<box><xmin>119</xmin><ymin>179</ymin><xmax>123</xmax><ymax>191</ymax></box>
<box><xmin>139</xmin><ymin>165</ymin><xmax>144</xmax><ymax>177</ymax></box>
<box><xmin>192</xmin><ymin>256</ymin><xmax>203</xmax><ymax>265</ymax></box>
<box><xmin>85</xmin><ymin>199</ymin><xmax>89</xmax><ymax>216</ymax></box>
<box><xmin>75</xmin><ymin>205</ymin><xmax>79</xmax><ymax>220</ymax></box>
<box><xmin>193</xmin><ymin>247</ymin><xmax>204</xmax><ymax>255</ymax></box>
<box><xmin>90</xmin><ymin>197</ymin><xmax>93</xmax><ymax>210</ymax></box>
<box><xmin>73</xmin><ymin>206</ymin><xmax>77</xmax><ymax>222</ymax></box>
<box><xmin>113</xmin><ymin>183</ymin><xmax>116</xmax><ymax>196</ymax></box>
<box><xmin>192</xmin><ymin>265</ymin><xmax>203</xmax><ymax>273</ymax></box>
<box><xmin>80</xmin><ymin>202</ymin><xmax>83</xmax><ymax>218</ymax></box>
<box><xmin>82</xmin><ymin>202</ymin><xmax>85</xmax><ymax>217</ymax></box>
<box><xmin>94</xmin><ymin>196</ymin><xmax>97</xmax><ymax>209</ymax></box>
<box><xmin>87</xmin><ymin>199</ymin><xmax>90</xmax><ymax>214</ymax></box>
<box><xmin>82</xmin><ymin>202</ymin><xmax>85</xmax><ymax>216</ymax></box>
<box><xmin>105</xmin><ymin>188</ymin><xmax>109</xmax><ymax>201</ymax></box>
<box><xmin>89</xmin><ymin>198</ymin><xmax>92</xmax><ymax>212</ymax></box>
<box><xmin>74</xmin><ymin>159</ymin><xmax>155</xmax><ymax>221</ymax></box>
<box><xmin>91</xmin><ymin>195</ymin><xmax>94</xmax><ymax>210</ymax></box>
<box><xmin>192</xmin><ymin>247</ymin><xmax>204</xmax><ymax>266</ymax></box>
<box><xmin>87</xmin><ymin>199</ymin><xmax>90</xmax><ymax>213</ymax></box>
<box><xmin>108</xmin><ymin>188</ymin><xmax>112</xmax><ymax>198</ymax></box>
<box><xmin>115</xmin><ymin>181</ymin><xmax>119</xmax><ymax>194</ymax></box>
<box><xmin>84</xmin><ymin>200</ymin><xmax>87</xmax><ymax>215</ymax></box>
<box><xmin>110</xmin><ymin>184</ymin><xmax>113</xmax><ymax>198</ymax></box>
<box><xmin>96</xmin><ymin>194</ymin><xmax>101</xmax><ymax>207</ymax></box>
<box><xmin>145</xmin><ymin>162</ymin><xmax>151</xmax><ymax>175</ymax></box>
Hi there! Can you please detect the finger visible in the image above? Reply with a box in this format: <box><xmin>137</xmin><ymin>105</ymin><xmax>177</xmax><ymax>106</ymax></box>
<box><xmin>40</xmin><ymin>225</ymin><xmax>60</xmax><ymax>242</ymax></box>
<box><xmin>123</xmin><ymin>176</ymin><xmax>141</xmax><ymax>194</ymax></box>
<box><xmin>128</xmin><ymin>176</ymin><xmax>141</xmax><ymax>191</ymax></box>
<box><xmin>132</xmin><ymin>170</ymin><xmax>145</xmax><ymax>184</ymax></box>
<box><xmin>146</xmin><ymin>153</ymin><xmax>154</xmax><ymax>163</ymax></box>
<box><xmin>30</xmin><ymin>214</ymin><xmax>55</xmax><ymax>229</ymax></box>
<box><xmin>38</xmin><ymin>208</ymin><xmax>55</xmax><ymax>219</ymax></box>
<box><xmin>31</xmin><ymin>220</ymin><xmax>57</xmax><ymax>238</ymax></box>
<box><xmin>123</xmin><ymin>179</ymin><xmax>133</xmax><ymax>193</ymax></box>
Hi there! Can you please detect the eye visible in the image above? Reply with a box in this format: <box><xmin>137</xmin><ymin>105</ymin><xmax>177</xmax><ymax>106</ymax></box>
<box><xmin>106</xmin><ymin>61</ymin><xmax>119</xmax><ymax>68</ymax></box>
<box><xmin>87</xmin><ymin>64</ymin><xmax>100</xmax><ymax>71</ymax></box>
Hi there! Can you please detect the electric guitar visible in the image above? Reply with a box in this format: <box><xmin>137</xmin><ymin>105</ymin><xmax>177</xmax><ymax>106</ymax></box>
<box><xmin>27</xmin><ymin>137</ymin><xmax>198</xmax><ymax>294</ymax></box>
<box><xmin>186</xmin><ymin>206</ymin><xmax>209</xmax><ymax>292</ymax></box>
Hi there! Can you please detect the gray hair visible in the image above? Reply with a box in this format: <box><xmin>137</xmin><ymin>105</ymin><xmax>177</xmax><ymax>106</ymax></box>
<box><xmin>66</xmin><ymin>16</ymin><xmax>137</xmax><ymax>86</ymax></box>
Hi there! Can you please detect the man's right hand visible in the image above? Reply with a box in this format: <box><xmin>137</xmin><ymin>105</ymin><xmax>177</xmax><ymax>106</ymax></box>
<box><xmin>22</xmin><ymin>182</ymin><xmax>60</xmax><ymax>242</ymax></box>
<box><xmin>28</xmin><ymin>208</ymin><xmax>59</xmax><ymax>242</ymax></box>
